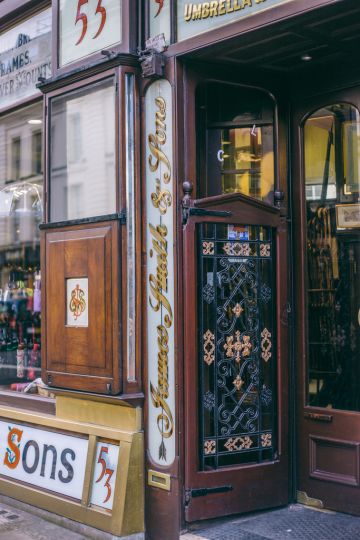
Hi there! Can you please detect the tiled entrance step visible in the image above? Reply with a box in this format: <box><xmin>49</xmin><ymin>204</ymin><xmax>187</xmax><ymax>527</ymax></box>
<box><xmin>181</xmin><ymin>504</ymin><xmax>360</xmax><ymax>540</ymax></box>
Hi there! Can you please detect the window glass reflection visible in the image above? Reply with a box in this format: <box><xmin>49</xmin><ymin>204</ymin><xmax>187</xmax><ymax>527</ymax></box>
<box><xmin>0</xmin><ymin>103</ymin><xmax>43</xmax><ymax>394</ymax></box>
<box><xmin>50</xmin><ymin>78</ymin><xmax>116</xmax><ymax>222</ymax></box>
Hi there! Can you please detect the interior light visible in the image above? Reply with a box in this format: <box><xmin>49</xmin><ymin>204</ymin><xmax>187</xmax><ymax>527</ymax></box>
<box><xmin>28</xmin><ymin>119</ymin><xmax>42</xmax><ymax>125</ymax></box>
<box><xmin>301</xmin><ymin>54</ymin><xmax>312</xmax><ymax>62</ymax></box>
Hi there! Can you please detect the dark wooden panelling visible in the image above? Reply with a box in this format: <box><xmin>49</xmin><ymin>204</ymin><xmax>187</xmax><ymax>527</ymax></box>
<box><xmin>310</xmin><ymin>436</ymin><xmax>360</xmax><ymax>487</ymax></box>
<box><xmin>42</xmin><ymin>221</ymin><xmax>121</xmax><ymax>395</ymax></box>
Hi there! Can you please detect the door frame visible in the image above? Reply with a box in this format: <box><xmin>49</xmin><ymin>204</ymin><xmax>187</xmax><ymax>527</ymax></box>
<box><xmin>292</xmin><ymin>87</ymin><xmax>360</xmax><ymax>514</ymax></box>
<box><xmin>180</xmin><ymin>62</ymin><xmax>292</xmax><ymax>521</ymax></box>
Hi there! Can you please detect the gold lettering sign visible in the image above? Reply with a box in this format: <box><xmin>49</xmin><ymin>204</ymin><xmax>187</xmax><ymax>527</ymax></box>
<box><xmin>184</xmin><ymin>0</ymin><xmax>266</xmax><ymax>21</ymax></box>
<box><xmin>148</xmin><ymin>92</ymin><xmax>174</xmax><ymax>461</ymax></box>
<box><xmin>177</xmin><ymin>0</ymin><xmax>292</xmax><ymax>41</ymax></box>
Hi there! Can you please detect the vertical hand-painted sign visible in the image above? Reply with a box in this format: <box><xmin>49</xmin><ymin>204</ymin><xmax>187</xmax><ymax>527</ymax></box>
<box><xmin>145</xmin><ymin>80</ymin><xmax>175</xmax><ymax>466</ymax></box>
<box><xmin>149</xmin><ymin>0</ymin><xmax>171</xmax><ymax>45</ymax></box>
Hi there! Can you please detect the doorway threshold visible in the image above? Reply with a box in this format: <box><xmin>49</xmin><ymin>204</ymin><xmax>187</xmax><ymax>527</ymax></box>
<box><xmin>181</xmin><ymin>504</ymin><xmax>360</xmax><ymax>539</ymax></box>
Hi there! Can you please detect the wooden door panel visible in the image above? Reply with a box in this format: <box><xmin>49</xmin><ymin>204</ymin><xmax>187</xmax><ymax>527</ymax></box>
<box><xmin>42</xmin><ymin>220</ymin><xmax>121</xmax><ymax>394</ymax></box>
<box><xmin>294</xmin><ymin>88</ymin><xmax>360</xmax><ymax>515</ymax></box>
<box><xmin>184</xmin><ymin>200</ymin><xmax>289</xmax><ymax>521</ymax></box>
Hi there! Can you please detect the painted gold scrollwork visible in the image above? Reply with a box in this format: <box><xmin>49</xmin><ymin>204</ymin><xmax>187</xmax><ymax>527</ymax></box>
<box><xmin>203</xmin><ymin>330</ymin><xmax>215</xmax><ymax>366</ymax></box>
<box><xmin>148</xmin><ymin>96</ymin><xmax>171</xmax><ymax>184</ymax></box>
<box><xmin>147</xmin><ymin>91</ymin><xmax>175</xmax><ymax>462</ymax></box>
<box><xmin>69</xmin><ymin>284</ymin><xmax>86</xmax><ymax>321</ymax></box>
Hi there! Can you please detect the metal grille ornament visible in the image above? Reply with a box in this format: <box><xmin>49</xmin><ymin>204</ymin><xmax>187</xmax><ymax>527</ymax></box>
<box><xmin>198</xmin><ymin>223</ymin><xmax>276</xmax><ymax>469</ymax></box>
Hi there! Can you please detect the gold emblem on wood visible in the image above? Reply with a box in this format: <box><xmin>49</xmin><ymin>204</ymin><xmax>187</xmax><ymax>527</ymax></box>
<box><xmin>69</xmin><ymin>284</ymin><xmax>86</xmax><ymax>321</ymax></box>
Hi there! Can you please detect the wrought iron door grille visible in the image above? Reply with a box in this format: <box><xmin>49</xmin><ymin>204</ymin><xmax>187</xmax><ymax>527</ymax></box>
<box><xmin>197</xmin><ymin>223</ymin><xmax>277</xmax><ymax>470</ymax></box>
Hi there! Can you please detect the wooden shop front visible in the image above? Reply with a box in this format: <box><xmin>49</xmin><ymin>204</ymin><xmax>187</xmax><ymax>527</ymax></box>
<box><xmin>1</xmin><ymin>1</ymin><xmax>360</xmax><ymax>539</ymax></box>
<box><xmin>143</xmin><ymin>0</ymin><xmax>360</xmax><ymax>538</ymax></box>
<box><xmin>0</xmin><ymin>0</ymin><xmax>143</xmax><ymax>537</ymax></box>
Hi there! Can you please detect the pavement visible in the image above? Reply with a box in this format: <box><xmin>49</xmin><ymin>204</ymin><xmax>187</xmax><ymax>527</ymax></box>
<box><xmin>0</xmin><ymin>495</ymin><xmax>143</xmax><ymax>540</ymax></box>
<box><xmin>0</xmin><ymin>496</ymin><xmax>360</xmax><ymax>539</ymax></box>
<box><xmin>0</xmin><ymin>498</ymin><xmax>85</xmax><ymax>540</ymax></box>
<box><xmin>181</xmin><ymin>504</ymin><xmax>360</xmax><ymax>540</ymax></box>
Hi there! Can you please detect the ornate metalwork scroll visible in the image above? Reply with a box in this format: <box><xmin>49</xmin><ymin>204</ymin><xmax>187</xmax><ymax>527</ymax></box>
<box><xmin>198</xmin><ymin>223</ymin><xmax>276</xmax><ymax>469</ymax></box>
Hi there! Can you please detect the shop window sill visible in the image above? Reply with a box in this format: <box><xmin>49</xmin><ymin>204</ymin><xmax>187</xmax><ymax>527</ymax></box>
<box><xmin>0</xmin><ymin>390</ymin><xmax>55</xmax><ymax>415</ymax></box>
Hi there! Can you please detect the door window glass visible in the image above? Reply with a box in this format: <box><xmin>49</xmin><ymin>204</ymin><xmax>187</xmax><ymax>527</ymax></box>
<box><xmin>304</xmin><ymin>103</ymin><xmax>360</xmax><ymax>411</ymax></box>
<box><xmin>197</xmin><ymin>83</ymin><xmax>275</xmax><ymax>203</ymax></box>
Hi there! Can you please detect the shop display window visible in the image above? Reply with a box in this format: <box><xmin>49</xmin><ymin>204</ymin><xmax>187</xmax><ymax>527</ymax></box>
<box><xmin>0</xmin><ymin>102</ymin><xmax>43</xmax><ymax>395</ymax></box>
<box><xmin>49</xmin><ymin>77</ymin><xmax>116</xmax><ymax>222</ymax></box>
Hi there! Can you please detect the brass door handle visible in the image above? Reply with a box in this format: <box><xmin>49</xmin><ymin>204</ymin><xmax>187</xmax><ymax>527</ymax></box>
<box><xmin>304</xmin><ymin>412</ymin><xmax>333</xmax><ymax>422</ymax></box>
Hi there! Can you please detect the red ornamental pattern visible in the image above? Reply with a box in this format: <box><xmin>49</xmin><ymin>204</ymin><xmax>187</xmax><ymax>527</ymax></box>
<box><xmin>69</xmin><ymin>284</ymin><xmax>86</xmax><ymax>321</ymax></box>
<box><xmin>154</xmin><ymin>0</ymin><xmax>164</xmax><ymax>18</ymax></box>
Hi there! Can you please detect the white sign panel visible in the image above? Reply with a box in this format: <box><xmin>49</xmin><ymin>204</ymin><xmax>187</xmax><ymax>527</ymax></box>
<box><xmin>0</xmin><ymin>8</ymin><xmax>51</xmax><ymax>110</ymax></box>
<box><xmin>90</xmin><ymin>442</ymin><xmax>119</xmax><ymax>510</ymax></box>
<box><xmin>60</xmin><ymin>0</ymin><xmax>122</xmax><ymax>67</ymax></box>
<box><xmin>177</xmin><ymin>0</ymin><xmax>295</xmax><ymax>41</ymax></box>
<box><xmin>149</xmin><ymin>0</ymin><xmax>171</xmax><ymax>45</ymax></box>
<box><xmin>145</xmin><ymin>80</ymin><xmax>176</xmax><ymax>466</ymax></box>
<box><xmin>0</xmin><ymin>421</ymin><xmax>88</xmax><ymax>499</ymax></box>
<box><xmin>66</xmin><ymin>277</ymin><xmax>89</xmax><ymax>327</ymax></box>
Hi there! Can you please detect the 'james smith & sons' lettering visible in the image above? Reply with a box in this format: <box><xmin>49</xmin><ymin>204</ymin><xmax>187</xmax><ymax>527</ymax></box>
<box><xmin>148</xmin><ymin>93</ymin><xmax>174</xmax><ymax>461</ymax></box>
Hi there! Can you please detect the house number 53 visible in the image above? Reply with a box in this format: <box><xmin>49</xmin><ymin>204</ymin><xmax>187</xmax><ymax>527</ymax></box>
<box><xmin>95</xmin><ymin>445</ymin><xmax>114</xmax><ymax>503</ymax></box>
<box><xmin>75</xmin><ymin>0</ymin><xmax>107</xmax><ymax>45</ymax></box>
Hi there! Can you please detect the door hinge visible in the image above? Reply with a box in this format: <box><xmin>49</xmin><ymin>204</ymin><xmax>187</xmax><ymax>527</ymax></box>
<box><xmin>281</xmin><ymin>301</ymin><xmax>292</xmax><ymax>326</ymax></box>
<box><xmin>185</xmin><ymin>485</ymin><xmax>233</xmax><ymax>506</ymax></box>
<box><xmin>119</xmin><ymin>210</ymin><xmax>126</xmax><ymax>225</ymax></box>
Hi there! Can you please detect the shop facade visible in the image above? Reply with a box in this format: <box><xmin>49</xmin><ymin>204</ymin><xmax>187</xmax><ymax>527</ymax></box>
<box><xmin>0</xmin><ymin>0</ymin><xmax>360</xmax><ymax>539</ymax></box>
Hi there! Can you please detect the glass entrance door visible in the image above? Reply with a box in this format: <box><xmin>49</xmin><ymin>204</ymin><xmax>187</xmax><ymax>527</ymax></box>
<box><xmin>294</xmin><ymin>93</ymin><xmax>360</xmax><ymax>514</ymax></box>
